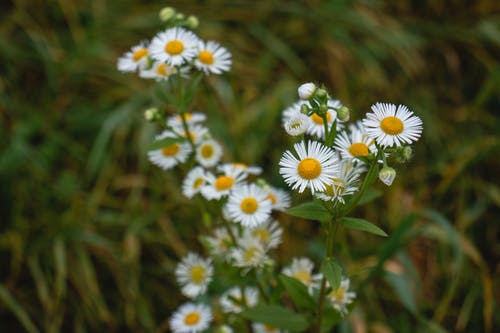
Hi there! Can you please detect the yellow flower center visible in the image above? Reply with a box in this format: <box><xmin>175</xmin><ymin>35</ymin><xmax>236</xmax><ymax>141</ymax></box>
<box><xmin>215</xmin><ymin>176</ymin><xmax>234</xmax><ymax>191</ymax></box>
<box><xmin>297</xmin><ymin>158</ymin><xmax>322</xmax><ymax>180</ymax></box>
<box><xmin>193</xmin><ymin>177</ymin><xmax>204</xmax><ymax>189</ymax></box>
<box><xmin>331</xmin><ymin>287</ymin><xmax>346</xmax><ymax>300</ymax></box>
<box><xmin>184</xmin><ymin>312</ymin><xmax>200</xmax><ymax>326</ymax></box>
<box><xmin>349</xmin><ymin>142</ymin><xmax>369</xmax><ymax>157</ymax></box>
<box><xmin>132</xmin><ymin>48</ymin><xmax>148</xmax><ymax>62</ymax></box>
<box><xmin>200</xmin><ymin>144</ymin><xmax>214</xmax><ymax>158</ymax></box>
<box><xmin>240</xmin><ymin>197</ymin><xmax>258</xmax><ymax>214</ymax></box>
<box><xmin>252</xmin><ymin>229</ymin><xmax>270</xmax><ymax>243</ymax></box>
<box><xmin>190</xmin><ymin>265</ymin><xmax>206</xmax><ymax>284</ymax></box>
<box><xmin>311</xmin><ymin>112</ymin><xmax>331</xmax><ymax>125</ymax></box>
<box><xmin>156</xmin><ymin>63</ymin><xmax>168</xmax><ymax>76</ymax></box>
<box><xmin>380</xmin><ymin>116</ymin><xmax>404</xmax><ymax>135</ymax></box>
<box><xmin>293</xmin><ymin>270</ymin><xmax>312</xmax><ymax>285</ymax></box>
<box><xmin>266</xmin><ymin>193</ymin><xmax>277</xmax><ymax>205</ymax></box>
<box><xmin>244</xmin><ymin>246</ymin><xmax>259</xmax><ymax>262</ymax></box>
<box><xmin>198</xmin><ymin>50</ymin><xmax>214</xmax><ymax>65</ymax></box>
<box><xmin>165</xmin><ymin>40</ymin><xmax>184</xmax><ymax>55</ymax></box>
<box><xmin>162</xmin><ymin>143</ymin><xmax>179</xmax><ymax>156</ymax></box>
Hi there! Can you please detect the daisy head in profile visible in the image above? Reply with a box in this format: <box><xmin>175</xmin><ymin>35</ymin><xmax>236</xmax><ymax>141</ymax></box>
<box><xmin>182</xmin><ymin>167</ymin><xmax>207</xmax><ymax>199</ymax></box>
<box><xmin>282</xmin><ymin>257</ymin><xmax>322</xmax><ymax>293</ymax></box>
<box><xmin>219</xmin><ymin>287</ymin><xmax>258</xmax><ymax>313</ymax></box>
<box><xmin>169</xmin><ymin>302</ymin><xmax>212</xmax><ymax>333</ymax></box>
<box><xmin>315</xmin><ymin>159</ymin><xmax>363</xmax><ymax>204</ymax></box>
<box><xmin>362</xmin><ymin>102</ymin><xmax>423</xmax><ymax>147</ymax></box>
<box><xmin>243</xmin><ymin>218</ymin><xmax>283</xmax><ymax>250</ymax></box>
<box><xmin>328</xmin><ymin>277</ymin><xmax>356</xmax><ymax>316</ymax></box>
<box><xmin>147</xmin><ymin>131</ymin><xmax>191</xmax><ymax>171</ymax></box>
<box><xmin>279</xmin><ymin>140</ymin><xmax>338</xmax><ymax>194</ymax></box>
<box><xmin>263</xmin><ymin>186</ymin><xmax>291</xmax><ymax>212</ymax></box>
<box><xmin>175</xmin><ymin>253</ymin><xmax>213</xmax><ymax>298</ymax></box>
<box><xmin>225</xmin><ymin>183</ymin><xmax>272</xmax><ymax>228</ymax></box>
<box><xmin>117</xmin><ymin>41</ymin><xmax>150</xmax><ymax>73</ymax></box>
<box><xmin>149</xmin><ymin>27</ymin><xmax>200</xmax><ymax>66</ymax></box>
<box><xmin>194</xmin><ymin>40</ymin><xmax>232</xmax><ymax>75</ymax></box>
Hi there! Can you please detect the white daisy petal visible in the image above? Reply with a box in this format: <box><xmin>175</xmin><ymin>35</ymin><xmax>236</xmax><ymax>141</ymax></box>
<box><xmin>182</xmin><ymin>167</ymin><xmax>207</xmax><ymax>199</ymax></box>
<box><xmin>169</xmin><ymin>302</ymin><xmax>212</xmax><ymax>333</ymax></box>
<box><xmin>225</xmin><ymin>183</ymin><xmax>272</xmax><ymax>228</ymax></box>
<box><xmin>195</xmin><ymin>40</ymin><xmax>232</xmax><ymax>75</ymax></box>
<box><xmin>117</xmin><ymin>42</ymin><xmax>150</xmax><ymax>72</ymax></box>
<box><xmin>147</xmin><ymin>131</ymin><xmax>191</xmax><ymax>170</ymax></box>
<box><xmin>149</xmin><ymin>27</ymin><xmax>200</xmax><ymax>66</ymax></box>
<box><xmin>196</xmin><ymin>139</ymin><xmax>223</xmax><ymax>168</ymax></box>
<box><xmin>175</xmin><ymin>253</ymin><xmax>213</xmax><ymax>299</ymax></box>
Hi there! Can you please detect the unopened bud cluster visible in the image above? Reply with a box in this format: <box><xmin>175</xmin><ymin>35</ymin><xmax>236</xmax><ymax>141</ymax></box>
<box><xmin>159</xmin><ymin>7</ymin><xmax>199</xmax><ymax>29</ymax></box>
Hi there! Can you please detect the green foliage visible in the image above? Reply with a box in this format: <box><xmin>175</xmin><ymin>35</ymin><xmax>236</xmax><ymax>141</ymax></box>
<box><xmin>241</xmin><ymin>304</ymin><xmax>310</xmax><ymax>332</ymax></box>
<box><xmin>0</xmin><ymin>0</ymin><xmax>498</xmax><ymax>332</ymax></box>
<box><xmin>340</xmin><ymin>217</ymin><xmax>388</xmax><ymax>237</ymax></box>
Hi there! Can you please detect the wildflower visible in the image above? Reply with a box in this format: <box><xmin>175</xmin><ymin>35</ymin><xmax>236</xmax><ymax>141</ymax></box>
<box><xmin>159</xmin><ymin>7</ymin><xmax>175</xmax><ymax>22</ymax></box>
<box><xmin>178</xmin><ymin>124</ymin><xmax>209</xmax><ymax>145</ymax></box>
<box><xmin>201</xmin><ymin>166</ymin><xmax>246</xmax><ymax>200</ymax></box>
<box><xmin>337</xmin><ymin>106</ymin><xmax>350</xmax><ymax>122</ymax></box>
<box><xmin>243</xmin><ymin>219</ymin><xmax>283</xmax><ymax>250</ymax></box>
<box><xmin>282</xmin><ymin>101</ymin><xmax>308</xmax><ymax>126</ymax></box>
<box><xmin>231</xmin><ymin>235</ymin><xmax>268</xmax><ymax>269</ymax></box>
<box><xmin>175</xmin><ymin>253</ymin><xmax>213</xmax><ymax>298</ymax></box>
<box><xmin>139</xmin><ymin>61</ymin><xmax>181</xmax><ymax>80</ymax></box>
<box><xmin>253</xmin><ymin>323</ymin><xmax>289</xmax><ymax>333</ymax></box>
<box><xmin>327</xmin><ymin>277</ymin><xmax>356</xmax><ymax>316</ymax></box>
<box><xmin>196</xmin><ymin>139</ymin><xmax>223</xmax><ymax>168</ymax></box>
<box><xmin>117</xmin><ymin>42</ymin><xmax>150</xmax><ymax>72</ymax></box>
<box><xmin>149</xmin><ymin>27</ymin><xmax>199</xmax><ymax>66</ymax></box>
<box><xmin>219</xmin><ymin>287</ymin><xmax>258</xmax><ymax>313</ymax></box>
<box><xmin>282</xmin><ymin>257</ymin><xmax>322</xmax><ymax>293</ymax></box>
<box><xmin>297</xmin><ymin>82</ymin><xmax>316</xmax><ymax>100</ymax></box>
<box><xmin>362</xmin><ymin>103</ymin><xmax>423</xmax><ymax>147</ymax></box>
<box><xmin>169</xmin><ymin>302</ymin><xmax>212</xmax><ymax>333</ymax></box>
<box><xmin>279</xmin><ymin>140</ymin><xmax>338</xmax><ymax>194</ymax></box>
<box><xmin>182</xmin><ymin>167</ymin><xmax>207</xmax><ymax>199</ymax></box>
<box><xmin>147</xmin><ymin>131</ymin><xmax>191</xmax><ymax>170</ymax></box>
<box><xmin>378</xmin><ymin>166</ymin><xmax>396</xmax><ymax>186</ymax></box>
<box><xmin>307</xmin><ymin>99</ymin><xmax>342</xmax><ymax>139</ymax></box>
<box><xmin>205</xmin><ymin>227</ymin><xmax>236</xmax><ymax>257</ymax></box>
<box><xmin>315</xmin><ymin>159</ymin><xmax>362</xmax><ymax>204</ymax></box>
<box><xmin>263</xmin><ymin>186</ymin><xmax>291</xmax><ymax>212</ymax></box>
<box><xmin>218</xmin><ymin>163</ymin><xmax>262</xmax><ymax>176</ymax></box>
<box><xmin>194</xmin><ymin>41</ymin><xmax>232</xmax><ymax>75</ymax></box>
<box><xmin>225</xmin><ymin>183</ymin><xmax>272</xmax><ymax>227</ymax></box>
<box><xmin>334</xmin><ymin>122</ymin><xmax>376</xmax><ymax>162</ymax></box>
<box><xmin>186</xmin><ymin>15</ymin><xmax>199</xmax><ymax>29</ymax></box>
<box><xmin>284</xmin><ymin>113</ymin><xmax>311</xmax><ymax>136</ymax></box>
<box><xmin>167</xmin><ymin>112</ymin><xmax>207</xmax><ymax>128</ymax></box>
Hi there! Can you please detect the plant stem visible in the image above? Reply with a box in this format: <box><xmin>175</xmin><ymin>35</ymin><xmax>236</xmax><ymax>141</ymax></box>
<box><xmin>316</xmin><ymin>218</ymin><xmax>336</xmax><ymax>333</ymax></box>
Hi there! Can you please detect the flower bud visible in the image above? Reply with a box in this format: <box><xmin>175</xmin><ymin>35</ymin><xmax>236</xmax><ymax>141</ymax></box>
<box><xmin>337</xmin><ymin>106</ymin><xmax>350</xmax><ymax>122</ymax></box>
<box><xmin>186</xmin><ymin>15</ymin><xmax>199</xmax><ymax>29</ymax></box>
<box><xmin>297</xmin><ymin>82</ymin><xmax>316</xmax><ymax>100</ymax></box>
<box><xmin>314</xmin><ymin>88</ymin><xmax>328</xmax><ymax>100</ymax></box>
<box><xmin>175</xmin><ymin>13</ymin><xmax>185</xmax><ymax>20</ymax></box>
<box><xmin>144</xmin><ymin>107</ymin><xmax>158</xmax><ymax>121</ymax></box>
<box><xmin>285</xmin><ymin>113</ymin><xmax>311</xmax><ymax>136</ymax></box>
<box><xmin>215</xmin><ymin>325</ymin><xmax>233</xmax><ymax>333</ymax></box>
<box><xmin>300</xmin><ymin>103</ymin><xmax>310</xmax><ymax>114</ymax></box>
<box><xmin>379</xmin><ymin>166</ymin><xmax>396</xmax><ymax>186</ymax></box>
<box><xmin>159</xmin><ymin>7</ymin><xmax>175</xmax><ymax>22</ymax></box>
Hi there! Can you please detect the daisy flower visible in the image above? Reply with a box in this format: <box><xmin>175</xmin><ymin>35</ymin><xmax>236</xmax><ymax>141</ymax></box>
<box><xmin>201</xmin><ymin>166</ymin><xmax>246</xmax><ymax>200</ymax></box>
<box><xmin>196</xmin><ymin>139</ymin><xmax>223</xmax><ymax>168</ymax></box>
<box><xmin>264</xmin><ymin>186</ymin><xmax>291</xmax><ymax>212</ymax></box>
<box><xmin>220</xmin><ymin>287</ymin><xmax>258</xmax><ymax>313</ymax></box>
<box><xmin>177</xmin><ymin>124</ymin><xmax>209</xmax><ymax>145</ymax></box>
<box><xmin>334</xmin><ymin>122</ymin><xmax>377</xmax><ymax>162</ymax></box>
<box><xmin>327</xmin><ymin>277</ymin><xmax>356</xmax><ymax>316</ymax></box>
<box><xmin>243</xmin><ymin>218</ymin><xmax>282</xmax><ymax>250</ymax></box>
<box><xmin>175</xmin><ymin>253</ymin><xmax>213</xmax><ymax>298</ymax></box>
<box><xmin>284</xmin><ymin>113</ymin><xmax>311</xmax><ymax>136</ymax></box>
<box><xmin>147</xmin><ymin>131</ymin><xmax>191</xmax><ymax>170</ymax></box>
<box><xmin>362</xmin><ymin>103</ymin><xmax>423</xmax><ymax>147</ymax></box>
<box><xmin>231</xmin><ymin>235</ymin><xmax>268</xmax><ymax>269</ymax></box>
<box><xmin>194</xmin><ymin>40</ymin><xmax>232</xmax><ymax>75</ymax></box>
<box><xmin>282</xmin><ymin>257</ymin><xmax>322</xmax><ymax>293</ymax></box>
<box><xmin>218</xmin><ymin>163</ymin><xmax>262</xmax><ymax>176</ymax></box>
<box><xmin>225</xmin><ymin>183</ymin><xmax>272</xmax><ymax>227</ymax></box>
<box><xmin>315</xmin><ymin>159</ymin><xmax>362</xmax><ymax>204</ymax></box>
<box><xmin>282</xmin><ymin>101</ymin><xmax>308</xmax><ymax>128</ymax></box>
<box><xmin>169</xmin><ymin>302</ymin><xmax>212</xmax><ymax>333</ymax></box>
<box><xmin>117</xmin><ymin>42</ymin><xmax>150</xmax><ymax>72</ymax></box>
<box><xmin>149</xmin><ymin>27</ymin><xmax>200</xmax><ymax>66</ymax></box>
<box><xmin>253</xmin><ymin>323</ymin><xmax>288</xmax><ymax>333</ymax></box>
<box><xmin>139</xmin><ymin>61</ymin><xmax>187</xmax><ymax>80</ymax></box>
<box><xmin>182</xmin><ymin>167</ymin><xmax>207</xmax><ymax>199</ymax></box>
<box><xmin>205</xmin><ymin>227</ymin><xmax>235</xmax><ymax>257</ymax></box>
<box><xmin>167</xmin><ymin>112</ymin><xmax>207</xmax><ymax>128</ymax></box>
<box><xmin>307</xmin><ymin>101</ymin><xmax>339</xmax><ymax>139</ymax></box>
<box><xmin>279</xmin><ymin>140</ymin><xmax>338</xmax><ymax>194</ymax></box>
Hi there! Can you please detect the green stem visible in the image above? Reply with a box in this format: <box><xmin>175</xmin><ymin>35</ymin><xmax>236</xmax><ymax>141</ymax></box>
<box><xmin>255</xmin><ymin>270</ymin><xmax>270</xmax><ymax>303</ymax></box>
<box><xmin>340</xmin><ymin>160</ymin><xmax>378</xmax><ymax>217</ymax></box>
<box><xmin>316</xmin><ymin>218</ymin><xmax>336</xmax><ymax>333</ymax></box>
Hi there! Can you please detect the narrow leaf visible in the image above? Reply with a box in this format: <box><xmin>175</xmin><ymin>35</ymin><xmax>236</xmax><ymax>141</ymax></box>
<box><xmin>0</xmin><ymin>284</ymin><xmax>40</xmax><ymax>333</ymax></box>
<box><xmin>279</xmin><ymin>274</ymin><xmax>316</xmax><ymax>310</ymax></box>
<box><xmin>357</xmin><ymin>188</ymin><xmax>382</xmax><ymax>205</ymax></box>
<box><xmin>341</xmin><ymin>217</ymin><xmax>388</xmax><ymax>237</ymax></box>
<box><xmin>286</xmin><ymin>201</ymin><xmax>330</xmax><ymax>222</ymax></box>
<box><xmin>321</xmin><ymin>258</ymin><xmax>342</xmax><ymax>290</ymax></box>
<box><xmin>241</xmin><ymin>304</ymin><xmax>309</xmax><ymax>332</ymax></box>
<box><xmin>146</xmin><ymin>137</ymin><xmax>185</xmax><ymax>151</ymax></box>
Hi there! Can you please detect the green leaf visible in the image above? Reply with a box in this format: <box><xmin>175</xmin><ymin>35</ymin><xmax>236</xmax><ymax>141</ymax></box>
<box><xmin>0</xmin><ymin>284</ymin><xmax>40</xmax><ymax>333</ymax></box>
<box><xmin>340</xmin><ymin>217</ymin><xmax>388</xmax><ymax>237</ymax></box>
<box><xmin>357</xmin><ymin>188</ymin><xmax>382</xmax><ymax>205</ymax></box>
<box><xmin>147</xmin><ymin>136</ymin><xmax>185</xmax><ymax>151</ymax></box>
<box><xmin>385</xmin><ymin>271</ymin><xmax>417</xmax><ymax>314</ymax></box>
<box><xmin>286</xmin><ymin>201</ymin><xmax>331</xmax><ymax>222</ymax></box>
<box><xmin>241</xmin><ymin>304</ymin><xmax>309</xmax><ymax>332</ymax></box>
<box><xmin>278</xmin><ymin>274</ymin><xmax>316</xmax><ymax>310</ymax></box>
<box><xmin>321</xmin><ymin>258</ymin><xmax>342</xmax><ymax>290</ymax></box>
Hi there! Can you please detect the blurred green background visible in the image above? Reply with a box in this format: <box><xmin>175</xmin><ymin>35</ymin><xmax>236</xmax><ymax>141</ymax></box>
<box><xmin>1</xmin><ymin>0</ymin><xmax>499</xmax><ymax>332</ymax></box>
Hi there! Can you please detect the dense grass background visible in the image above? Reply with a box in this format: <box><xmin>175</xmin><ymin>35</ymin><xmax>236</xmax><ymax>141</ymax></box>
<box><xmin>1</xmin><ymin>0</ymin><xmax>499</xmax><ymax>332</ymax></box>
